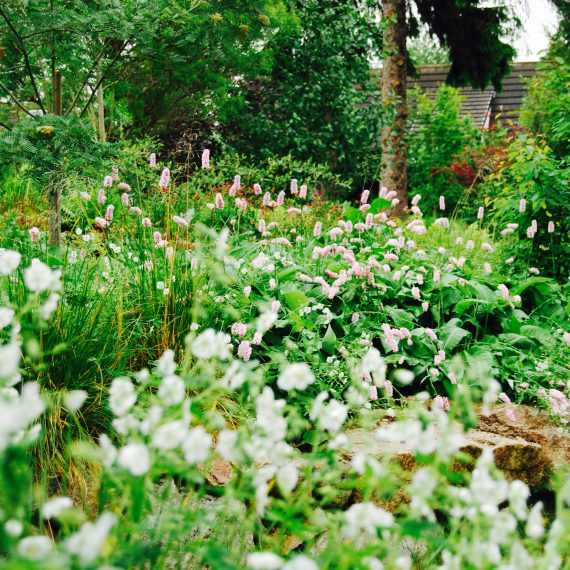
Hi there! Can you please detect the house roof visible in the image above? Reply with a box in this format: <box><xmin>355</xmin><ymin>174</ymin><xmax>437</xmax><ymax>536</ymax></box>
<box><xmin>408</xmin><ymin>61</ymin><xmax>537</xmax><ymax>127</ymax></box>
<box><xmin>365</xmin><ymin>61</ymin><xmax>537</xmax><ymax>129</ymax></box>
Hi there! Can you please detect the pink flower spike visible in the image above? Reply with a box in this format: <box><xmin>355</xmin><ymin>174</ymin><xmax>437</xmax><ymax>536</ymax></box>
<box><xmin>360</xmin><ymin>189</ymin><xmax>370</xmax><ymax>205</ymax></box>
<box><xmin>498</xmin><ymin>284</ymin><xmax>509</xmax><ymax>300</ymax></box>
<box><xmin>411</xmin><ymin>194</ymin><xmax>421</xmax><ymax>206</ymax></box>
<box><xmin>130</xmin><ymin>206</ymin><xmax>143</xmax><ymax>216</ymax></box>
<box><xmin>105</xmin><ymin>205</ymin><xmax>114</xmax><ymax>221</ymax></box>
<box><xmin>499</xmin><ymin>392</ymin><xmax>511</xmax><ymax>404</ymax></box>
<box><xmin>252</xmin><ymin>332</ymin><xmax>263</xmax><ymax>345</ymax></box>
<box><xmin>149</xmin><ymin>153</ymin><xmax>157</xmax><ymax>168</ymax></box>
<box><xmin>290</xmin><ymin>179</ymin><xmax>298</xmax><ymax>195</ymax></box>
<box><xmin>262</xmin><ymin>192</ymin><xmax>271</xmax><ymax>206</ymax></box>
<box><xmin>313</xmin><ymin>221</ymin><xmax>322</xmax><ymax>237</ymax></box>
<box><xmin>121</xmin><ymin>193</ymin><xmax>129</xmax><ymax>206</ymax></box>
<box><xmin>166</xmin><ymin>246</ymin><xmax>174</xmax><ymax>260</ymax></box>
<box><xmin>80</xmin><ymin>192</ymin><xmax>91</xmax><ymax>201</ymax></box>
<box><xmin>103</xmin><ymin>176</ymin><xmax>113</xmax><ymax>188</ymax></box>
<box><xmin>477</xmin><ymin>206</ymin><xmax>484</xmax><ymax>220</ymax></box>
<box><xmin>141</xmin><ymin>217</ymin><xmax>152</xmax><ymax>228</ymax></box>
<box><xmin>98</xmin><ymin>190</ymin><xmax>106</xmax><ymax>204</ymax></box>
<box><xmin>271</xmin><ymin>301</ymin><xmax>280</xmax><ymax>314</ymax></box>
<box><xmin>243</xmin><ymin>286</ymin><xmax>252</xmax><ymax>297</ymax></box>
<box><xmin>529</xmin><ymin>267</ymin><xmax>540</xmax><ymax>275</ymax></box>
<box><xmin>519</xmin><ymin>198</ymin><xmax>526</xmax><ymax>213</ymax></box>
<box><xmin>299</xmin><ymin>185</ymin><xmax>307</xmax><ymax>199</ymax></box>
<box><xmin>95</xmin><ymin>216</ymin><xmax>107</xmax><ymax>228</ymax></box>
<box><xmin>159</xmin><ymin>168</ymin><xmax>170</xmax><ymax>189</ymax></box>
<box><xmin>29</xmin><ymin>227</ymin><xmax>40</xmax><ymax>242</ymax></box>
<box><xmin>173</xmin><ymin>215</ymin><xmax>189</xmax><ymax>228</ymax></box>
<box><xmin>548</xmin><ymin>221</ymin><xmax>555</xmax><ymax>233</ymax></box>
<box><xmin>351</xmin><ymin>312</ymin><xmax>360</xmax><ymax>323</ymax></box>
<box><xmin>215</xmin><ymin>193</ymin><xmax>224</xmax><ymax>209</ymax></box>
<box><xmin>276</xmin><ymin>191</ymin><xmax>285</xmax><ymax>206</ymax></box>
<box><xmin>118</xmin><ymin>182</ymin><xmax>131</xmax><ymax>192</ymax></box>
<box><xmin>253</xmin><ymin>183</ymin><xmax>262</xmax><ymax>196</ymax></box>
<box><xmin>112</xmin><ymin>166</ymin><xmax>119</xmax><ymax>181</ymax></box>
<box><xmin>201</xmin><ymin>149</ymin><xmax>210</xmax><ymax>169</ymax></box>
<box><xmin>237</xmin><ymin>340</ymin><xmax>252</xmax><ymax>362</ymax></box>
<box><xmin>439</xmin><ymin>195</ymin><xmax>445</xmax><ymax>211</ymax></box>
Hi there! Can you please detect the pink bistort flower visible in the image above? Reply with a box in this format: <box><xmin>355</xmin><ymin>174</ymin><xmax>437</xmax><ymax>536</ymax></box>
<box><xmin>103</xmin><ymin>176</ymin><xmax>113</xmax><ymax>188</ymax></box>
<box><xmin>201</xmin><ymin>149</ymin><xmax>210</xmax><ymax>169</ymax></box>
<box><xmin>173</xmin><ymin>215</ymin><xmax>188</xmax><ymax>228</ymax></box>
<box><xmin>149</xmin><ymin>153</ymin><xmax>157</xmax><ymax>168</ymax></box>
<box><xmin>237</xmin><ymin>340</ymin><xmax>252</xmax><ymax>362</ymax></box>
<box><xmin>121</xmin><ymin>193</ymin><xmax>129</xmax><ymax>206</ymax></box>
<box><xmin>29</xmin><ymin>227</ymin><xmax>40</xmax><ymax>242</ymax></box>
<box><xmin>159</xmin><ymin>168</ymin><xmax>170</xmax><ymax>189</ymax></box>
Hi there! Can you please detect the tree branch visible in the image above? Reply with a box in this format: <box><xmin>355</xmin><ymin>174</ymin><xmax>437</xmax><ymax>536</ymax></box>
<box><xmin>65</xmin><ymin>41</ymin><xmax>111</xmax><ymax>114</ymax></box>
<box><xmin>0</xmin><ymin>6</ymin><xmax>46</xmax><ymax>114</ymax></box>
<box><xmin>0</xmin><ymin>81</ymin><xmax>36</xmax><ymax>117</ymax></box>
<box><xmin>0</xmin><ymin>120</ymin><xmax>13</xmax><ymax>131</ymax></box>
<box><xmin>78</xmin><ymin>40</ymin><xmax>130</xmax><ymax>118</ymax></box>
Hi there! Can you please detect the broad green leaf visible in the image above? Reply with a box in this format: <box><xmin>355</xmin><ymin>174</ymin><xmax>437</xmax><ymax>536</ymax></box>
<box><xmin>283</xmin><ymin>290</ymin><xmax>310</xmax><ymax>311</ymax></box>
<box><xmin>321</xmin><ymin>325</ymin><xmax>337</xmax><ymax>355</ymax></box>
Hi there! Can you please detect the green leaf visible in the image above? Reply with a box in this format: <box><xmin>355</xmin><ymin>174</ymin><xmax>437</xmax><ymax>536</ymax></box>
<box><xmin>343</xmin><ymin>206</ymin><xmax>362</xmax><ymax>223</ymax></box>
<box><xmin>283</xmin><ymin>290</ymin><xmax>310</xmax><ymax>311</ymax></box>
<box><xmin>519</xmin><ymin>325</ymin><xmax>554</xmax><ymax>347</ymax></box>
<box><xmin>321</xmin><ymin>325</ymin><xmax>337</xmax><ymax>355</ymax></box>
<box><xmin>369</xmin><ymin>197</ymin><xmax>392</xmax><ymax>213</ymax></box>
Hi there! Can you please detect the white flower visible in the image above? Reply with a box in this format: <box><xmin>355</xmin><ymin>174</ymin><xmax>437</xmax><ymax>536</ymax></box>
<box><xmin>276</xmin><ymin>463</ymin><xmax>299</xmax><ymax>494</ymax></box>
<box><xmin>0</xmin><ymin>250</ymin><xmax>21</xmax><ymax>275</ymax></box>
<box><xmin>17</xmin><ymin>535</ymin><xmax>53</xmax><ymax>560</ymax></box>
<box><xmin>277</xmin><ymin>363</ymin><xmax>315</xmax><ymax>391</ymax></box>
<box><xmin>361</xmin><ymin>348</ymin><xmax>386</xmax><ymax>386</ymax></box>
<box><xmin>221</xmin><ymin>361</ymin><xmax>247</xmax><ymax>389</ymax></box>
<box><xmin>4</xmin><ymin>519</ymin><xmax>23</xmax><ymax>537</ymax></box>
<box><xmin>310</xmin><ymin>393</ymin><xmax>347</xmax><ymax>433</ymax></box>
<box><xmin>40</xmin><ymin>293</ymin><xmax>60</xmax><ymax>320</ymax></box>
<box><xmin>191</xmin><ymin>329</ymin><xmax>231</xmax><ymax>360</ymax></box>
<box><xmin>182</xmin><ymin>426</ymin><xmax>212</xmax><ymax>464</ymax></box>
<box><xmin>63</xmin><ymin>390</ymin><xmax>88</xmax><ymax>412</ymax></box>
<box><xmin>65</xmin><ymin>512</ymin><xmax>116</xmax><ymax>564</ymax></box>
<box><xmin>99</xmin><ymin>434</ymin><xmax>117</xmax><ymax>468</ymax></box>
<box><xmin>526</xmin><ymin>502</ymin><xmax>544</xmax><ymax>538</ymax></box>
<box><xmin>363</xmin><ymin>558</ymin><xmax>384</xmax><ymax>570</ymax></box>
<box><xmin>217</xmin><ymin>430</ymin><xmax>239</xmax><ymax>461</ymax></box>
<box><xmin>246</xmin><ymin>552</ymin><xmax>283</xmax><ymax>570</ymax></box>
<box><xmin>0</xmin><ymin>307</ymin><xmax>15</xmax><ymax>329</ymax></box>
<box><xmin>41</xmin><ymin>496</ymin><xmax>73</xmax><ymax>519</ymax></box>
<box><xmin>23</xmin><ymin>259</ymin><xmax>62</xmax><ymax>292</ymax></box>
<box><xmin>158</xmin><ymin>374</ymin><xmax>185</xmax><ymax>406</ymax></box>
<box><xmin>256</xmin><ymin>311</ymin><xmax>277</xmax><ymax>333</ymax></box>
<box><xmin>156</xmin><ymin>349</ymin><xmax>176</xmax><ymax>376</ymax></box>
<box><xmin>109</xmin><ymin>377</ymin><xmax>136</xmax><ymax>416</ymax></box>
<box><xmin>509</xmin><ymin>480</ymin><xmax>530</xmax><ymax>520</ymax></box>
<box><xmin>344</xmin><ymin>502</ymin><xmax>394</xmax><ymax>537</ymax></box>
<box><xmin>282</xmin><ymin>556</ymin><xmax>319</xmax><ymax>570</ymax></box>
<box><xmin>151</xmin><ymin>421</ymin><xmax>186</xmax><ymax>450</ymax></box>
<box><xmin>118</xmin><ymin>442</ymin><xmax>151</xmax><ymax>476</ymax></box>
<box><xmin>251</xmin><ymin>253</ymin><xmax>273</xmax><ymax>271</ymax></box>
<box><xmin>0</xmin><ymin>342</ymin><xmax>21</xmax><ymax>379</ymax></box>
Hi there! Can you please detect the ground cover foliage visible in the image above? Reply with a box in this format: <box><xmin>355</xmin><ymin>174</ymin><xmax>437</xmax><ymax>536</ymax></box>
<box><xmin>0</xmin><ymin>148</ymin><xmax>569</xmax><ymax>569</ymax></box>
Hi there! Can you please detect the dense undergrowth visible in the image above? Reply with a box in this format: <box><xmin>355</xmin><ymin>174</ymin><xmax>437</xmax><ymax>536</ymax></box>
<box><xmin>0</xmin><ymin>150</ymin><xmax>569</xmax><ymax>568</ymax></box>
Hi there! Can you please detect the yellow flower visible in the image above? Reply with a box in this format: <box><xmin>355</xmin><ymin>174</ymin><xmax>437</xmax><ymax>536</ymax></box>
<box><xmin>258</xmin><ymin>14</ymin><xmax>270</xmax><ymax>26</ymax></box>
<box><xmin>239</xmin><ymin>24</ymin><xmax>249</xmax><ymax>35</ymax></box>
<box><xmin>211</xmin><ymin>13</ymin><xmax>223</xmax><ymax>24</ymax></box>
<box><xmin>37</xmin><ymin>125</ymin><xmax>55</xmax><ymax>136</ymax></box>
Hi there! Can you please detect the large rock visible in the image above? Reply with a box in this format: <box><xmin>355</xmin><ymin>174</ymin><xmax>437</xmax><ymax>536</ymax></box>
<box><xmin>342</xmin><ymin>403</ymin><xmax>570</xmax><ymax>489</ymax></box>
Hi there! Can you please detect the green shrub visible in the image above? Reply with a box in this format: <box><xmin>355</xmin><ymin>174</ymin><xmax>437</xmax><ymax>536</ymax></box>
<box><xmin>407</xmin><ymin>85</ymin><xmax>482</xmax><ymax>214</ymax></box>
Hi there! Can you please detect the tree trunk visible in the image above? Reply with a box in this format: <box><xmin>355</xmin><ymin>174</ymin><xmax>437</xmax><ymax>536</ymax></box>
<box><xmin>96</xmin><ymin>61</ymin><xmax>106</xmax><ymax>142</ymax></box>
<box><xmin>380</xmin><ymin>0</ymin><xmax>408</xmax><ymax>215</ymax></box>
<box><xmin>49</xmin><ymin>71</ymin><xmax>62</xmax><ymax>246</ymax></box>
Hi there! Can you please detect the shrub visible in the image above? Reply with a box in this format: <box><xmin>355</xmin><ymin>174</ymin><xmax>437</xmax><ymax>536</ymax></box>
<box><xmin>407</xmin><ymin>85</ymin><xmax>483</xmax><ymax>214</ymax></box>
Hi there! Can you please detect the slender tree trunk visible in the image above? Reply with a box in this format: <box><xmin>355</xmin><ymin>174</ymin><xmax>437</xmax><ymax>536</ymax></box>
<box><xmin>49</xmin><ymin>71</ymin><xmax>62</xmax><ymax>247</ymax></box>
<box><xmin>380</xmin><ymin>0</ymin><xmax>408</xmax><ymax>214</ymax></box>
<box><xmin>97</xmin><ymin>71</ymin><xmax>106</xmax><ymax>141</ymax></box>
